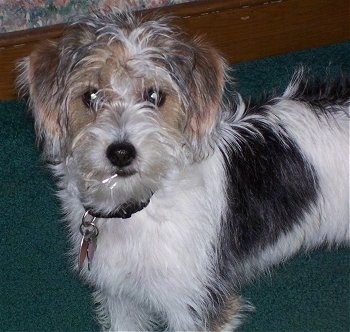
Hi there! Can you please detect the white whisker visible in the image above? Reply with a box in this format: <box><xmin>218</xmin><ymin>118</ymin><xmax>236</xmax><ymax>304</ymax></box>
<box><xmin>102</xmin><ymin>173</ymin><xmax>118</xmax><ymax>184</ymax></box>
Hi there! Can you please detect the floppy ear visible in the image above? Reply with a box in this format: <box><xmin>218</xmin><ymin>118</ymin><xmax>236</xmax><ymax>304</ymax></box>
<box><xmin>17</xmin><ymin>41</ymin><xmax>63</xmax><ymax>161</ymax></box>
<box><xmin>186</xmin><ymin>39</ymin><xmax>227</xmax><ymax>138</ymax></box>
<box><xmin>165</xmin><ymin>37</ymin><xmax>227</xmax><ymax>158</ymax></box>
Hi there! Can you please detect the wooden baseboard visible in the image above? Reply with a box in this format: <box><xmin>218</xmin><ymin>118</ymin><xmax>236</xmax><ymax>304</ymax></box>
<box><xmin>0</xmin><ymin>0</ymin><xmax>349</xmax><ymax>100</ymax></box>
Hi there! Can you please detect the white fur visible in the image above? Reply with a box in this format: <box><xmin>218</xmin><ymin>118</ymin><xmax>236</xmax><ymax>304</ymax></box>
<box><xmin>56</xmin><ymin>147</ymin><xmax>228</xmax><ymax>330</ymax></box>
<box><xmin>271</xmin><ymin>100</ymin><xmax>349</xmax><ymax>246</ymax></box>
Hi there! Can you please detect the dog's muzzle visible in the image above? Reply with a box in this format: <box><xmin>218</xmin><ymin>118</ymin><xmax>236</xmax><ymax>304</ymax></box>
<box><xmin>82</xmin><ymin>140</ymin><xmax>152</xmax><ymax>219</ymax></box>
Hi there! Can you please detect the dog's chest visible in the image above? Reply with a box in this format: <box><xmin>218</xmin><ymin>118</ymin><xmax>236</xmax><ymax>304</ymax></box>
<box><xmin>84</xmin><ymin>193</ymin><xmax>219</xmax><ymax>296</ymax></box>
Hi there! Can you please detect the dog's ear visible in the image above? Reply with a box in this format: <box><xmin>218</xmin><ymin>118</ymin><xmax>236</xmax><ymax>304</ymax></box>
<box><xmin>167</xmin><ymin>37</ymin><xmax>227</xmax><ymax>158</ymax></box>
<box><xmin>186</xmin><ymin>39</ymin><xmax>226</xmax><ymax>138</ymax></box>
<box><xmin>17</xmin><ymin>41</ymin><xmax>62</xmax><ymax>161</ymax></box>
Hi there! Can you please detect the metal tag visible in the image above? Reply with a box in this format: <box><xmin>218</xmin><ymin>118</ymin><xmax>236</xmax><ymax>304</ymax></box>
<box><xmin>79</xmin><ymin>211</ymin><xmax>99</xmax><ymax>270</ymax></box>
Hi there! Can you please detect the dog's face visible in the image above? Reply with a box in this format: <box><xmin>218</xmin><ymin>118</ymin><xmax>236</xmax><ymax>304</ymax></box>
<box><xmin>19</xmin><ymin>12</ymin><xmax>226</xmax><ymax>215</ymax></box>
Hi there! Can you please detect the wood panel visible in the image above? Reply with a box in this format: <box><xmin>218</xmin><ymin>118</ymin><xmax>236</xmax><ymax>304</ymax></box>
<box><xmin>0</xmin><ymin>0</ymin><xmax>349</xmax><ymax>100</ymax></box>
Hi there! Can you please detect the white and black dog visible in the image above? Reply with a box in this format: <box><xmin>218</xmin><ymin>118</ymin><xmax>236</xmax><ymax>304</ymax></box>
<box><xmin>18</xmin><ymin>11</ymin><xmax>349</xmax><ymax>331</ymax></box>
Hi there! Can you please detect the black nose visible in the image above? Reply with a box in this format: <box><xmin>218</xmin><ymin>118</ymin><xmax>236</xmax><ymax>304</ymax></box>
<box><xmin>106</xmin><ymin>142</ymin><xmax>136</xmax><ymax>167</ymax></box>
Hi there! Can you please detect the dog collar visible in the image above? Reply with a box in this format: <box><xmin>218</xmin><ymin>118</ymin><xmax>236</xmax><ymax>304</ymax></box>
<box><xmin>86</xmin><ymin>198</ymin><xmax>151</xmax><ymax>220</ymax></box>
<box><xmin>79</xmin><ymin>197</ymin><xmax>151</xmax><ymax>269</ymax></box>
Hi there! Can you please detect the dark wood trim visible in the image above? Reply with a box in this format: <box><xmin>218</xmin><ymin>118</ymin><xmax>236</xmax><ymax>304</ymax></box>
<box><xmin>0</xmin><ymin>0</ymin><xmax>349</xmax><ymax>100</ymax></box>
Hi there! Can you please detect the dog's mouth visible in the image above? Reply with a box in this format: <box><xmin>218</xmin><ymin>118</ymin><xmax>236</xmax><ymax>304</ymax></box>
<box><xmin>114</xmin><ymin>168</ymin><xmax>137</xmax><ymax>177</ymax></box>
<box><xmin>98</xmin><ymin>169</ymin><xmax>137</xmax><ymax>189</ymax></box>
<box><xmin>80</xmin><ymin>166</ymin><xmax>154</xmax><ymax>219</ymax></box>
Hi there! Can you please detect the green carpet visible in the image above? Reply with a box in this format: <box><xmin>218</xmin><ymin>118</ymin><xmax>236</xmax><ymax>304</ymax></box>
<box><xmin>1</xmin><ymin>42</ymin><xmax>349</xmax><ymax>331</ymax></box>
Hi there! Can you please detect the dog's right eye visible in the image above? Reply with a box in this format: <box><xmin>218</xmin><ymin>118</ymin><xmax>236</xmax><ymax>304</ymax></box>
<box><xmin>143</xmin><ymin>88</ymin><xmax>166</xmax><ymax>107</ymax></box>
<box><xmin>82</xmin><ymin>89</ymin><xmax>98</xmax><ymax>109</ymax></box>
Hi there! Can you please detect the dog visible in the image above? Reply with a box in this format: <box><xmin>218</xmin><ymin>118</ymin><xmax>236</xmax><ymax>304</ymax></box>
<box><xmin>17</xmin><ymin>10</ymin><xmax>349</xmax><ymax>331</ymax></box>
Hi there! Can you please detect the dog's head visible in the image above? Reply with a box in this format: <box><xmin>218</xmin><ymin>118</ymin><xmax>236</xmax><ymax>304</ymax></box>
<box><xmin>18</xmin><ymin>11</ymin><xmax>227</xmax><ymax>215</ymax></box>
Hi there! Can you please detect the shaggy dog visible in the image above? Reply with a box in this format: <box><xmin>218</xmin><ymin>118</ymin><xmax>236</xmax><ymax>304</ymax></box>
<box><xmin>18</xmin><ymin>11</ymin><xmax>349</xmax><ymax>331</ymax></box>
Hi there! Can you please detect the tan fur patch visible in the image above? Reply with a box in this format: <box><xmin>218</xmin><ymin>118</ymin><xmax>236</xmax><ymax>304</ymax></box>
<box><xmin>212</xmin><ymin>295</ymin><xmax>242</xmax><ymax>332</ymax></box>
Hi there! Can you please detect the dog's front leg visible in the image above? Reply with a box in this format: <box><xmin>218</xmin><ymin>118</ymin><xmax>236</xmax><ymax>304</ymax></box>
<box><xmin>96</xmin><ymin>292</ymin><xmax>155</xmax><ymax>331</ymax></box>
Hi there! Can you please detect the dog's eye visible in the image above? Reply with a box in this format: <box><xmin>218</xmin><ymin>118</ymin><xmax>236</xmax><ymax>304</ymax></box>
<box><xmin>143</xmin><ymin>89</ymin><xmax>166</xmax><ymax>107</ymax></box>
<box><xmin>82</xmin><ymin>89</ymin><xmax>98</xmax><ymax>109</ymax></box>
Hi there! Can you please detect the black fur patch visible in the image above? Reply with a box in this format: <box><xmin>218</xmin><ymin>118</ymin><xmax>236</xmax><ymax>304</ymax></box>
<box><xmin>288</xmin><ymin>72</ymin><xmax>350</xmax><ymax>109</ymax></box>
<box><xmin>218</xmin><ymin>107</ymin><xmax>319</xmax><ymax>266</ymax></box>
<box><xmin>205</xmin><ymin>71</ymin><xmax>350</xmax><ymax>321</ymax></box>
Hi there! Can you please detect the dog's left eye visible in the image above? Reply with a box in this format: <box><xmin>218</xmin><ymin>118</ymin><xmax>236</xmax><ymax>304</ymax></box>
<box><xmin>82</xmin><ymin>89</ymin><xmax>98</xmax><ymax>109</ymax></box>
<box><xmin>143</xmin><ymin>89</ymin><xmax>166</xmax><ymax>107</ymax></box>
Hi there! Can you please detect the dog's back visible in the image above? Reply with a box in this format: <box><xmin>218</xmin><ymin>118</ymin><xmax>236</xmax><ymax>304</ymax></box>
<box><xmin>279</xmin><ymin>74</ymin><xmax>349</xmax><ymax>246</ymax></box>
<box><xmin>219</xmin><ymin>73</ymin><xmax>349</xmax><ymax>275</ymax></box>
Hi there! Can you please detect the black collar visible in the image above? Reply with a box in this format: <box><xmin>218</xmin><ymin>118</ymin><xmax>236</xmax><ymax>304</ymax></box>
<box><xmin>86</xmin><ymin>198</ymin><xmax>151</xmax><ymax>220</ymax></box>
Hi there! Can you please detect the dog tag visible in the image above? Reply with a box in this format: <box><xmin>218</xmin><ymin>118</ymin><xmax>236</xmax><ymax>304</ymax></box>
<box><xmin>79</xmin><ymin>237</ymin><xmax>96</xmax><ymax>270</ymax></box>
<box><xmin>79</xmin><ymin>211</ymin><xmax>99</xmax><ymax>270</ymax></box>
<box><xmin>79</xmin><ymin>237</ymin><xmax>90</xmax><ymax>268</ymax></box>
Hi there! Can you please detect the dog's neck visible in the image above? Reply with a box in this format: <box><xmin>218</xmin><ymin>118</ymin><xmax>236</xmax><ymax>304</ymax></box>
<box><xmin>86</xmin><ymin>197</ymin><xmax>151</xmax><ymax>219</ymax></box>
